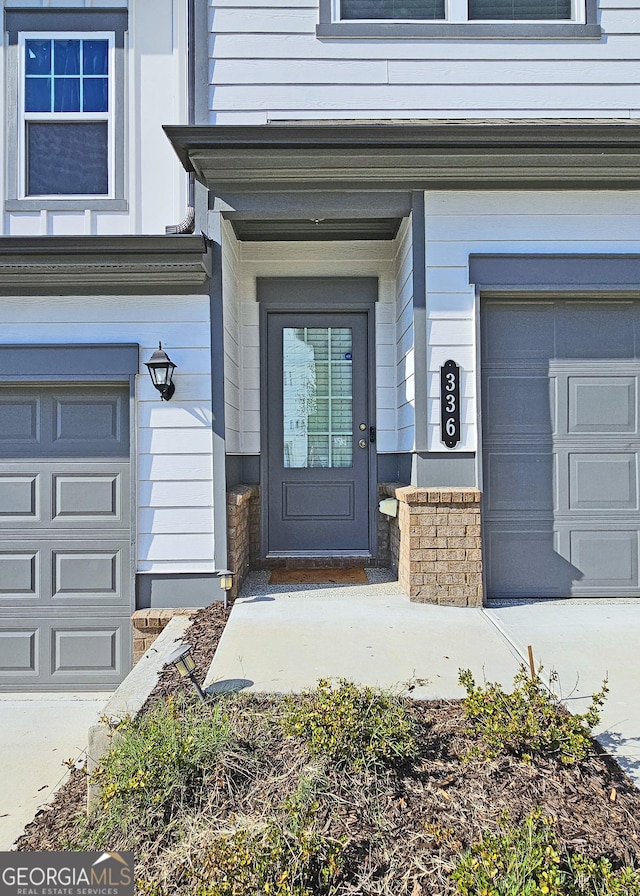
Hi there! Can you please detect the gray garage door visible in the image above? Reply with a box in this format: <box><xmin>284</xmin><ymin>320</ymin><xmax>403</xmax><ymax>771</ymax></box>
<box><xmin>482</xmin><ymin>299</ymin><xmax>640</xmax><ymax>599</ymax></box>
<box><xmin>0</xmin><ymin>385</ymin><xmax>132</xmax><ymax>690</ymax></box>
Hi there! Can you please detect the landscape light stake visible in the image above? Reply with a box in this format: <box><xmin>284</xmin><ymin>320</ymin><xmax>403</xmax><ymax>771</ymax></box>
<box><xmin>166</xmin><ymin>643</ymin><xmax>207</xmax><ymax>702</ymax></box>
<box><xmin>527</xmin><ymin>644</ymin><xmax>536</xmax><ymax>681</ymax></box>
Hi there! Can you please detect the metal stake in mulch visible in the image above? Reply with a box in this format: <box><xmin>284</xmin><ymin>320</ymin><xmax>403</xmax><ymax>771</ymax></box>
<box><xmin>166</xmin><ymin>643</ymin><xmax>208</xmax><ymax>703</ymax></box>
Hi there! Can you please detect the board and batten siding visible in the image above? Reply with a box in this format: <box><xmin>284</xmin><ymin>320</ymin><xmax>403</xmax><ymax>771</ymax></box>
<box><xmin>220</xmin><ymin>223</ymin><xmax>409</xmax><ymax>455</ymax></box>
<box><xmin>425</xmin><ymin>189</ymin><xmax>640</xmax><ymax>454</ymax></box>
<box><xmin>208</xmin><ymin>0</ymin><xmax>640</xmax><ymax>123</ymax></box>
<box><xmin>1</xmin><ymin>0</ymin><xmax>188</xmax><ymax>237</ymax></box>
<box><xmin>0</xmin><ymin>294</ymin><xmax>215</xmax><ymax>574</ymax></box>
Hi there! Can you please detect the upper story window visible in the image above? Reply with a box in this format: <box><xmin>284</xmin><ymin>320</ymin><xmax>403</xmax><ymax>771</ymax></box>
<box><xmin>318</xmin><ymin>0</ymin><xmax>599</xmax><ymax>36</ymax></box>
<box><xmin>5</xmin><ymin>9</ymin><xmax>128</xmax><ymax>212</ymax></box>
<box><xmin>339</xmin><ymin>0</ymin><xmax>571</xmax><ymax>18</ymax></box>
<box><xmin>23</xmin><ymin>35</ymin><xmax>112</xmax><ymax>196</ymax></box>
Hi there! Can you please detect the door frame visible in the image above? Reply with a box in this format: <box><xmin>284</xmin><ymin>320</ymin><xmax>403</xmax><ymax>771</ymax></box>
<box><xmin>257</xmin><ymin>277</ymin><xmax>378</xmax><ymax>559</ymax></box>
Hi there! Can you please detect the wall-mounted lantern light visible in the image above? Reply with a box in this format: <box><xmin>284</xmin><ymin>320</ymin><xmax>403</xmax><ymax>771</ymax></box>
<box><xmin>145</xmin><ymin>342</ymin><xmax>176</xmax><ymax>401</ymax></box>
<box><xmin>217</xmin><ymin>569</ymin><xmax>234</xmax><ymax>608</ymax></box>
<box><xmin>166</xmin><ymin>643</ymin><xmax>207</xmax><ymax>702</ymax></box>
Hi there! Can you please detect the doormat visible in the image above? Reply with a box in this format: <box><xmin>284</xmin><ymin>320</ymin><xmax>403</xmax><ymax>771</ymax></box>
<box><xmin>269</xmin><ymin>567</ymin><xmax>369</xmax><ymax>585</ymax></box>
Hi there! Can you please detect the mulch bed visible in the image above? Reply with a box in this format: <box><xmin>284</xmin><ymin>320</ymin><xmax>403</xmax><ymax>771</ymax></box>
<box><xmin>14</xmin><ymin>596</ymin><xmax>640</xmax><ymax>893</ymax></box>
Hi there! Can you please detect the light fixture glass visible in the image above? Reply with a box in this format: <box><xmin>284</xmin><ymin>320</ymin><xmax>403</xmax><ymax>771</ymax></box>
<box><xmin>166</xmin><ymin>644</ymin><xmax>207</xmax><ymax>702</ymax></box>
<box><xmin>145</xmin><ymin>342</ymin><xmax>177</xmax><ymax>400</ymax></box>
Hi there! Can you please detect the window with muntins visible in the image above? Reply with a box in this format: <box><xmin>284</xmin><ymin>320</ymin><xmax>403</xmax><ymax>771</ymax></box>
<box><xmin>23</xmin><ymin>35</ymin><xmax>111</xmax><ymax>196</ymax></box>
<box><xmin>5</xmin><ymin>9</ymin><xmax>128</xmax><ymax>210</ymax></box>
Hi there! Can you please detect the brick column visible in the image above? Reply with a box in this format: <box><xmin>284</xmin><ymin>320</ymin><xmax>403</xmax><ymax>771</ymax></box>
<box><xmin>227</xmin><ymin>484</ymin><xmax>260</xmax><ymax>599</ymax></box>
<box><xmin>380</xmin><ymin>484</ymin><xmax>483</xmax><ymax>607</ymax></box>
<box><xmin>131</xmin><ymin>608</ymin><xmax>196</xmax><ymax>664</ymax></box>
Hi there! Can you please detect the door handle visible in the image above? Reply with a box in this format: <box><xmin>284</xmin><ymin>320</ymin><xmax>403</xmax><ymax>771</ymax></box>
<box><xmin>358</xmin><ymin>439</ymin><xmax>367</xmax><ymax>449</ymax></box>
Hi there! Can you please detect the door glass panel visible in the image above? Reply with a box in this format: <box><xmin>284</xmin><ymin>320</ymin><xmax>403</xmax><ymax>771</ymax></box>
<box><xmin>283</xmin><ymin>327</ymin><xmax>353</xmax><ymax>468</ymax></box>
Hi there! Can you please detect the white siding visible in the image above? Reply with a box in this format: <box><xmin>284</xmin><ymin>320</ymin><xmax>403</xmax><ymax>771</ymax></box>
<box><xmin>394</xmin><ymin>216</ymin><xmax>414</xmax><ymax>453</ymax></box>
<box><xmin>208</xmin><ymin>0</ymin><xmax>640</xmax><ymax>124</ymax></box>
<box><xmin>0</xmin><ymin>293</ymin><xmax>215</xmax><ymax>574</ymax></box>
<box><xmin>425</xmin><ymin>189</ymin><xmax>640</xmax><ymax>453</ymax></box>
<box><xmin>222</xmin><ymin>217</ymin><xmax>242</xmax><ymax>453</ymax></box>
<box><xmin>1</xmin><ymin>0</ymin><xmax>188</xmax><ymax>236</ymax></box>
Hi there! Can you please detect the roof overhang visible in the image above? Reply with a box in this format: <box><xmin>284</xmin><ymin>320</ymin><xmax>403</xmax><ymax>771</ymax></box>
<box><xmin>0</xmin><ymin>235</ymin><xmax>211</xmax><ymax>296</ymax></box>
<box><xmin>165</xmin><ymin>121</ymin><xmax>640</xmax><ymax>193</ymax></box>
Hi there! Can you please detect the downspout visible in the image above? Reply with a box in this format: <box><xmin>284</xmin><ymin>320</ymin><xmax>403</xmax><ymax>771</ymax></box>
<box><xmin>166</xmin><ymin>0</ymin><xmax>195</xmax><ymax>234</ymax></box>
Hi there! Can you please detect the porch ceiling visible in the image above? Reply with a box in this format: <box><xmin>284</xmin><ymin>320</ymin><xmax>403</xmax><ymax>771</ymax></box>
<box><xmin>229</xmin><ymin>217</ymin><xmax>402</xmax><ymax>241</ymax></box>
<box><xmin>164</xmin><ymin>120</ymin><xmax>640</xmax><ymax>193</ymax></box>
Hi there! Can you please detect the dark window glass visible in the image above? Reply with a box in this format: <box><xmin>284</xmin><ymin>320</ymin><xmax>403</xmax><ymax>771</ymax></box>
<box><xmin>25</xmin><ymin>78</ymin><xmax>51</xmax><ymax>113</ymax></box>
<box><xmin>25</xmin><ymin>39</ymin><xmax>51</xmax><ymax>75</ymax></box>
<box><xmin>83</xmin><ymin>40</ymin><xmax>108</xmax><ymax>76</ymax></box>
<box><xmin>468</xmin><ymin>0</ymin><xmax>570</xmax><ymax>16</ymax></box>
<box><xmin>54</xmin><ymin>77</ymin><xmax>80</xmax><ymax>112</ymax></box>
<box><xmin>27</xmin><ymin>122</ymin><xmax>108</xmax><ymax>195</ymax></box>
<box><xmin>83</xmin><ymin>78</ymin><xmax>108</xmax><ymax>113</ymax></box>
<box><xmin>53</xmin><ymin>39</ymin><xmax>80</xmax><ymax>75</ymax></box>
<box><xmin>341</xmin><ymin>0</ymin><xmax>445</xmax><ymax>17</ymax></box>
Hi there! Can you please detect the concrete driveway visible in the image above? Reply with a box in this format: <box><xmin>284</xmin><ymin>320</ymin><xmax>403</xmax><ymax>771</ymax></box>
<box><xmin>0</xmin><ymin>692</ymin><xmax>111</xmax><ymax>850</ymax></box>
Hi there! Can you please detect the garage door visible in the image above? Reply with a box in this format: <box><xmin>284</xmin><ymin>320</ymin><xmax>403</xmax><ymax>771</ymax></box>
<box><xmin>0</xmin><ymin>385</ymin><xmax>132</xmax><ymax>690</ymax></box>
<box><xmin>482</xmin><ymin>299</ymin><xmax>640</xmax><ymax>599</ymax></box>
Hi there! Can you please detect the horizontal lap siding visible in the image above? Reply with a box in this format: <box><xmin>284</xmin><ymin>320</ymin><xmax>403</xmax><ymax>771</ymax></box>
<box><xmin>395</xmin><ymin>217</ymin><xmax>414</xmax><ymax>454</ymax></box>
<box><xmin>0</xmin><ymin>294</ymin><xmax>215</xmax><ymax>574</ymax></box>
<box><xmin>208</xmin><ymin>1</ymin><xmax>640</xmax><ymax>123</ymax></box>
<box><xmin>425</xmin><ymin>189</ymin><xmax>640</xmax><ymax>454</ymax></box>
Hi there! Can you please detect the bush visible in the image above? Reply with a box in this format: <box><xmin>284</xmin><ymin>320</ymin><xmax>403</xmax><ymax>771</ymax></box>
<box><xmin>458</xmin><ymin>666</ymin><xmax>608</xmax><ymax>764</ymax></box>
<box><xmin>281</xmin><ymin>678</ymin><xmax>417</xmax><ymax>770</ymax></box>
<box><xmin>77</xmin><ymin>695</ymin><xmax>231</xmax><ymax>849</ymax></box>
<box><xmin>452</xmin><ymin>811</ymin><xmax>640</xmax><ymax>896</ymax></box>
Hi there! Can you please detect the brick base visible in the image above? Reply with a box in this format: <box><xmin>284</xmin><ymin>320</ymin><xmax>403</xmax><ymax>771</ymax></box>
<box><xmin>131</xmin><ymin>608</ymin><xmax>197</xmax><ymax>664</ymax></box>
<box><xmin>380</xmin><ymin>483</ymin><xmax>483</xmax><ymax>607</ymax></box>
<box><xmin>227</xmin><ymin>484</ymin><xmax>260</xmax><ymax>600</ymax></box>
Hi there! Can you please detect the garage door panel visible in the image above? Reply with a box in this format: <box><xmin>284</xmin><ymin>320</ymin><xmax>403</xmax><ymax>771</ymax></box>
<box><xmin>0</xmin><ymin>397</ymin><xmax>41</xmax><ymax>447</ymax></box>
<box><xmin>0</xmin><ymin>551</ymin><xmax>38</xmax><ymax>597</ymax></box>
<box><xmin>483</xmin><ymin>303</ymin><xmax>555</xmax><ymax>362</ymax></box>
<box><xmin>0</xmin><ymin>629</ymin><xmax>38</xmax><ymax>674</ymax></box>
<box><xmin>487</xmin><ymin>527</ymin><xmax>581</xmax><ymax>597</ymax></box>
<box><xmin>569</xmin><ymin>530</ymin><xmax>638</xmax><ymax>589</ymax></box>
<box><xmin>568</xmin><ymin>376</ymin><xmax>637</xmax><ymax>434</ymax></box>
<box><xmin>486</xmin><ymin>452</ymin><xmax>555</xmax><ymax>512</ymax></box>
<box><xmin>0</xmin><ymin>474</ymin><xmax>38</xmax><ymax>518</ymax></box>
<box><xmin>556</xmin><ymin>304</ymin><xmax>637</xmax><ymax>359</ymax></box>
<box><xmin>53</xmin><ymin>472</ymin><xmax>123</xmax><ymax>523</ymax></box>
<box><xmin>568</xmin><ymin>453</ymin><xmax>638</xmax><ymax>510</ymax></box>
<box><xmin>53</xmin><ymin>395</ymin><xmax>128</xmax><ymax>455</ymax></box>
<box><xmin>52</xmin><ymin>626</ymin><xmax>119</xmax><ymax>675</ymax></box>
<box><xmin>484</xmin><ymin>375</ymin><xmax>555</xmax><ymax>436</ymax></box>
<box><xmin>52</xmin><ymin>547</ymin><xmax>123</xmax><ymax>603</ymax></box>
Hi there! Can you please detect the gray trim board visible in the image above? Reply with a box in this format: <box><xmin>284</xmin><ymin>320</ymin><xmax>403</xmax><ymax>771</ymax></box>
<box><xmin>411</xmin><ymin>452</ymin><xmax>477</xmax><ymax>487</ymax></box>
<box><xmin>0</xmin><ymin>343</ymin><xmax>139</xmax><ymax>379</ymax></box>
<box><xmin>470</xmin><ymin>254</ymin><xmax>640</xmax><ymax>292</ymax></box>
<box><xmin>225</xmin><ymin>455</ymin><xmax>260</xmax><ymax>487</ymax></box>
<box><xmin>0</xmin><ymin>235</ymin><xmax>210</xmax><ymax>295</ymax></box>
<box><xmin>317</xmin><ymin>0</ymin><xmax>599</xmax><ymax>37</ymax></box>
<box><xmin>165</xmin><ymin>121</ymin><xmax>640</xmax><ymax>192</ymax></box>
<box><xmin>5</xmin><ymin>9</ymin><xmax>128</xmax><ymax>209</ymax></box>
<box><xmin>136</xmin><ymin>574</ymin><xmax>224</xmax><ymax>609</ymax></box>
<box><xmin>257</xmin><ymin>277</ymin><xmax>379</xmax><ymax>306</ymax></box>
<box><xmin>231</xmin><ymin>218</ymin><xmax>402</xmax><ymax>242</ymax></box>
<box><xmin>377</xmin><ymin>452</ymin><xmax>412</xmax><ymax>483</ymax></box>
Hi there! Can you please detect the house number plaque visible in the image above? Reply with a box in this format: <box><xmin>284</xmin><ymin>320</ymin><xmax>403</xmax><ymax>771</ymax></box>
<box><xmin>440</xmin><ymin>360</ymin><xmax>461</xmax><ymax>449</ymax></box>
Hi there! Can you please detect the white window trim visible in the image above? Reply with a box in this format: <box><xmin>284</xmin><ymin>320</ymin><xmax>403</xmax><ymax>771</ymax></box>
<box><xmin>18</xmin><ymin>31</ymin><xmax>116</xmax><ymax>201</ymax></box>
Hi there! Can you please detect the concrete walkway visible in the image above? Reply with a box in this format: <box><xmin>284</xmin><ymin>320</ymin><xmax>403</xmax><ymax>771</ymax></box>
<box><xmin>206</xmin><ymin>571</ymin><xmax>640</xmax><ymax>786</ymax></box>
<box><xmin>0</xmin><ymin>692</ymin><xmax>111</xmax><ymax>850</ymax></box>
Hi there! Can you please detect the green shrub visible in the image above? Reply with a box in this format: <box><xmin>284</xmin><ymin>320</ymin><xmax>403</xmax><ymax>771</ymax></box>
<box><xmin>281</xmin><ymin>678</ymin><xmax>417</xmax><ymax>770</ymax></box>
<box><xmin>452</xmin><ymin>811</ymin><xmax>640</xmax><ymax>896</ymax></box>
<box><xmin>458</xmin><ymin>666</ymin><xmax>608</xmax><ymax>764</ymax></box>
